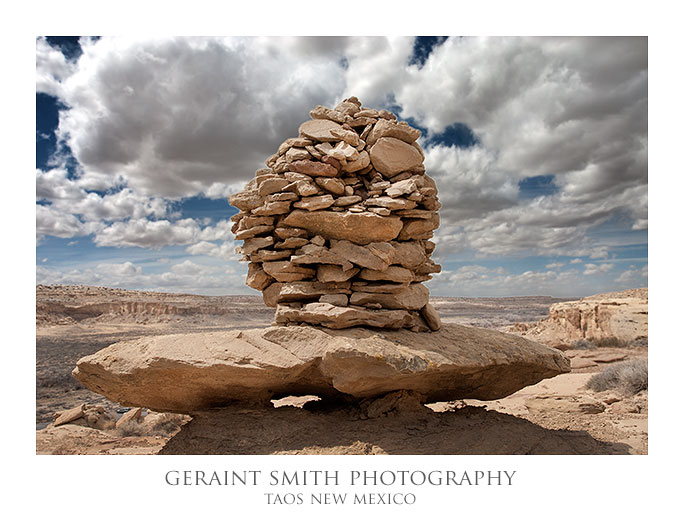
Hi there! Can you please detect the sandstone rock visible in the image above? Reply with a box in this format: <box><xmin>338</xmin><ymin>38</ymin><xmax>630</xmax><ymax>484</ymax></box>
<box><xmin>369</xmin><ymin>137</ymin><xmax>423</xmax><ymax>176</ymax></box>
<box><xmin>274</xmin><ymin>238</ymin><xmax>309</xmax><ymax>249</ymax></box>
<box><xmin>251</xmin><ymin>200</ymin><xmax>291</xmax><ymax>216</ymax></box>
<box><xmin>309</xmin><ymin>105</ymin><xmax>345</xmax><ymax>123</ymax></box>
<box><xmin>293</xmin><ymin>194</ymin><xmax>335</xmax><ymax>211</ymax></box>
<box><xmin>285</xmin><ymin>147</ymin><xmax>310</xmax><ymax>163</ymax></box>
<box><xmin>281</xmin><ymin>210</ymin><xmax>403</xmax><ymax>244</ymax></box>
<box><xmin>229</xmin><ymin>191</ymin><xmax>263</xmax><ymax>212</ymax></box>
<box><xmin>262</xmin><ymin>261</ymin><xmax>316</xmax><ymax>282</ymax></box>
<box><xmin>319</xmin><ymin>294</ymin><xmax>349</xmax><ymax>307</ymax></box>
<box><xmin>520</xmin><ymin>289</ymin><xmax>648</xmax><ymax>346</ymax></box>
<box><xmin>367</xmin><ymin>196</ymin><xmax>417</xmax><ymax>210</ymax></box>
<box><xmin>291</xmin><ymin>160</ymin><xmax>339</xmax><ymax>177</ymax></box>
<box><xmin>246</xmin><ymin>263</ymin><xmax>274</xmax><ymax>291</ymax></box>
<box><xmin>330</xmin><ymin>240</ymin><xmax>390</xmax><ymax>271</ymax></box>
<box><xmin>116</xmin><ymin>407</ymin><xmax>143</xmax><ymax>429</ymax></box>
<box><xmin>290</xmin><ymin>244</ymin><xmax>353</xmax><ymax>270</ymax></box>
<box><xmin>397</xmin><ymin>215</ymin><xmax>440</xmax><ymax>240</ymax></box>
<box><xmin>351</xmin><ymin>282</ymin><xmax>409</xmax><ymax>293</ymax></box>
<box><xmin>258</xmin><ymin>178</ymin><xmax>290</xmax><ymax>196</ymax></box>
<box><xmin>317</xmin><ymin>264</ymin><xmax>359</xmax><ymax>282</ymax></box>
<box><xmin>334</xmin><ymin>195</ymin><xmax>362</xmax><ymax>206</ymax></box>
<box><xmin>277</xmin><ymin>281</ymin><xmax>351</xmax><ymax>302</ymax></box>
<box><xmin>234</xmin><ymin>224</ymin><xmax>273</xmax><ymax>240</ymax></box>
<box><xmin>342</xmin><ymin>150</ymin><xmax>370</xmax><ymax>173</ymax></box>
<box><xmin>525</xmin><ymin>395</ymin><xmax>606</xmax><ymax>415</ymax></box>
<box><xmin>389</xmin><ymin>241</ymin><xmax>426</xmax><ymax>269</ymax></box>
<box><xmin>73</xmin><ymin>323</ymin><xmax>570</xmax><ymax>411</ymax></box>
<box><xmin>366</xmin><ymin>118</ymin><xmax>422</xmax><ymax>146</ymax></box>
<box><xmin>358</xmin><ymin>266</ymin><xmax>413</xmax><ymax>282</ymax></box>
<box><xmin>315</xmin><ymin>177</ymin><xmax>345</xmax><ymax>196</ymax></box>
<box><xmin>274</xmin><ymin>227</ymin><xmax>308</xmax><ymax>239</ymax></box>
<box><xmin>420</xmin><ymin>303</ymin><xmax>441</xmax><ymax>331</ymax></box>
<box><xmin>240</xmin><ymin>236</ymin><xmax>274</xmax><ymax>255</ymax></box>
<box><xmin>299</xmin><ymin>119</ymin><xmax>345</xmax><ymax>142</ymax></box>
<box><xmin>350</xmin><ymin>283</ymin><xmax>429</xmax><ymax>310</ymax></box>
<box><xmin>53</xmin><ymin>404</ymin><xmax>85</xmax><ymax>427</ymax></box>
<box><xmin>276</xmin><ymin>303</ymin><xmax>412</xmax><ymax>329</ymax></box>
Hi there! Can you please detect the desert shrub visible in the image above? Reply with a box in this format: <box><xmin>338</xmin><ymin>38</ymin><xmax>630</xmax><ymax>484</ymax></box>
<box><xmin>145</xmin><ymin>414</ymin><xmax>186</xmax><ymax>436</ymax></box>
<box><xmin>630</xmin><ymin>337</ymin><xmax>648</xmax><ymax>348</ymax></box>
<box><xmin>115</xmin><ymin>419</ymin><xmax>146</xmax><ymax>437</ymax></box>
<box><xmin>573</xmin><ymin>339</ymin><xmax>596</xmax><ymax>350</ymax></box>
<box><xmin>591</xmin><ymin>336</ymin><xmax>630</xmax><ymax>348</ymax></box>
<box><xmin>585</xmin><ymin>359</ymin><xmax>648</xmax><ymax>395</ymax></box>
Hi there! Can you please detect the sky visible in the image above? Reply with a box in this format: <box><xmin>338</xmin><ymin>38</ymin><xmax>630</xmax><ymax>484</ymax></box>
<box><xmin>35</xmin><ymin>36</ymin><xmax>648</xmax><ymax>297</ymax></box>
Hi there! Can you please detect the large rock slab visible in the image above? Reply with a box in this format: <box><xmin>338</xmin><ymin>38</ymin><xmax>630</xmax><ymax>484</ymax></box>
<box><xmin>369</xmin><ymin>137</ymin><xmax>423</xmax><ymax>176</ymax></box>
<box><xmin>73</xmin><ymin>324</ymin><xmax>570</xmax><ymax>412</ymax></box>
<box><xmin>281</xmin><ymin>210</ymin><xmax>403</xmax><ymax>244</ymax></box>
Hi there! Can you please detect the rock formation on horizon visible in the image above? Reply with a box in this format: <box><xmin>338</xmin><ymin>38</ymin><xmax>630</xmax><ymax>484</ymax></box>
<box><xmin>229</xmin><ymin>97</ymin><xmax>441</xmax><ymax>331</ymax></box>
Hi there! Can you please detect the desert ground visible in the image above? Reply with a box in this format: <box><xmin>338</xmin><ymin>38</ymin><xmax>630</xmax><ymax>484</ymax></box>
<box><xmin>36</xmin><ymin>285</ymin><xmax>647</xmax><ymax>455</ymax></box>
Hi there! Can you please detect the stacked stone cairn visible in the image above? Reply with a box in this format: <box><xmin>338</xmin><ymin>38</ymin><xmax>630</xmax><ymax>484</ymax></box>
<box><xmin>229</xmin><ymin>97</ymin><xmax>442</xmax><ymax>331</ymax></box>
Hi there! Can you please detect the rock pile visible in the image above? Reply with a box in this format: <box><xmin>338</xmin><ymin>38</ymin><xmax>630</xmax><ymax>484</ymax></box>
<box><xmin>229</xmin><ymin>97</ymin><xmax>441</xmax><ymax>331</ymax></box>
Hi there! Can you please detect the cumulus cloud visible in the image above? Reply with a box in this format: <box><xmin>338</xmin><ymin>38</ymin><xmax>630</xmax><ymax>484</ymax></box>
<box><xmin>36</xmin><ymin>36</ymin><xmax>647</xmax><ymax>296</ymax></box>
<box><xmin>583</xmin><ymin>263</ymin><xmax>615</xmax><ymax>275</ymax></box>
<box><xmin>42</xmin><ymin>36</ymin><xmax>350</xmax><ymax>198</ymax></box>
<box><xmin>615</xmin><ymin>264</ymin><xmax>648</xmax><ymax>285</ymax></box>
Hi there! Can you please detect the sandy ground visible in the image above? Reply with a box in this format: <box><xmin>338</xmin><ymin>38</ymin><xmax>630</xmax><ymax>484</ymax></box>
<box><xmin>35</xmin><ymin>286</ymin><xmax>647</xmax><ymax>455</ymax></box>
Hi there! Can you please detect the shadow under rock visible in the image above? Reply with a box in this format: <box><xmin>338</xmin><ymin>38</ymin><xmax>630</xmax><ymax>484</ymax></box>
<box><xmin>158</xmin><ymin>403</ymin><xmax>630</xmax><ymax>455</ymax></box>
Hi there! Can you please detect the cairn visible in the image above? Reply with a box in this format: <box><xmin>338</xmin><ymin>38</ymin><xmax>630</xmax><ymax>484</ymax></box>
<box><xmin>229</xmin><ymin>97</ymin><xmax>441</xmax><ymax>331</ymax></box>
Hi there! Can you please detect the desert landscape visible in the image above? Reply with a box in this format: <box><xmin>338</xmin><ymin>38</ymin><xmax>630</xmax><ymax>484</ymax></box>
<box><xmin>36</xmin><ymin>284</ymin><xmax>647</xmax><ymax>455</ymax></box>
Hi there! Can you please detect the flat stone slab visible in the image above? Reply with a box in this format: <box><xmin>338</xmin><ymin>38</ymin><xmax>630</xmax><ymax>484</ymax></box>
<box><xmin>73</xmin><ymin>324</ymin><xmax>570</xmax><ymax>413</ymax></box>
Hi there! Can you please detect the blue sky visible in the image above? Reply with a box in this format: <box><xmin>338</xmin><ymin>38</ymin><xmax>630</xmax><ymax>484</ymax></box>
<box><xmin>36</xmin><ymin>36</ymin><xmax>647</xmax><ymax>297</ymax></box>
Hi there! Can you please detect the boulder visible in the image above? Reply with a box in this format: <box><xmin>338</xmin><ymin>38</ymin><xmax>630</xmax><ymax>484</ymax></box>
<box><xmin>299</xmin><ymin>119</ymin><xmax>345</xmax><ymax>142</ymax></box>
<box><xmin>369</xmin><ymin>137</ymin><xmax>423</xmax><ymax>176</ymax></box>
<box><xmin>72</xmin><ymin>323</ymin><xmax>571</xmax><ymax>412</ymax></box>
<box><xmin>281</xmin><ymin>210</ymin><xmax>403</xmax><ymax>244</ymax></box>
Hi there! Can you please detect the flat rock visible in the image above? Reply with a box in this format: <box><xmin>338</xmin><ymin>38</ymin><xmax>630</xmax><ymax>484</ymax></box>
<box><xmin>73</xmin><ymin>324</ymin><xmax>571</xmax><ymax>412</ymax></box>
<box><xmin>281</xmin><ymin>210</ymin><xmax>403</xmax><ymax>245</ymax></box>
<box><xmin>299</xmin><ymin>119</ymin><xmax>345</xmax><ymax>142</ymax></box>
<box><xmin>369</xmin><ymin>137</ymin><xmax>423</xmax><ymax>177</ymax></box>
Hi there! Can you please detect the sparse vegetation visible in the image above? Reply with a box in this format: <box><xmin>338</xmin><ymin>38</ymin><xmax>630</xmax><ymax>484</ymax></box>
<box><xmin>116</xmin><ymin>413</ymin><xmax>187</xmax><ymax>437</ymax></box>
<box><xmin>573</xmin><ymin>339</ymin><xmax>596</xmax><ymax>350</ymax></box>
<box><xmin>586</xmin><ymin>359</ymin><xmax>648</xmax><ymax>395</ymax></box>
<box><xmin>590</xmin><ymin>336</ymin><xmax>631</xmax><ymax>348</ymax></box>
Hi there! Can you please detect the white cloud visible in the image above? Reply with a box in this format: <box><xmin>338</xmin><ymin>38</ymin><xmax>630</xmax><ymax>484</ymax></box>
<box><xmin>186</xmin><ymin>240</ymin><xmax>241</xmax><ymax>261</ymax></box>
<box><xmin>583</xmin><ymin>263</ymin><xmax>615</xmax><ymax>275</ymax></box>
<box><xmin>36</xmin><ymin>37</ymin><xmax>75</xmax><ymax>97</ymax></box>
<box><xmin>615</xmin><ymin>264</ymin><xmax>648</xmax><ymax>285</ymax></box>
<box><xmin>41</xmin><ymin>36</ymin><xmax>350</xmax><ymax>198</ymax></box>
<box><xmin>545</xmin><ymin>262</ymin><xmax>565</xmax><ymax>269</ymax></box>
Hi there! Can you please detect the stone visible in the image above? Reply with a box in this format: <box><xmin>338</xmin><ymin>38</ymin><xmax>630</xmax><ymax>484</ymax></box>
<box><xmin>350</xmin><ymin>283</ymin><xmax>429</xmax><ymax>310</ymax></box>
<box><xmin>317</xmin><ymin>264</ymin><xmax>359</xmax><ymax>282</ymax></box>
<box><xmin>334</xmin><ymin>195</ymin><xmax>362</xmax><ymax>206</ymax></box>
<box><xmin>319</xmin><ymin>294</ymin><xmax>349</xmax><ymax>307</ymax></box>
<box><xmin>277</xmin><ymin>281</ymin><xmax>351</xmax><ymax>302</ymax></box>
<box><xmin>386</xmin><ymin>179</ymin><xmax>418</xmax><ymax>198</ymax></box>
<box><xmin>285</xmin><ymin>147</ymin><xmax>310</xmax><ymax>163</ymax></box>
<box><xmin>240</xmin><ymin>236</ymin><xmax>274</xmax><ymax>255</ymax></box>
<box><xmin>290</xmin><ymin>244</ymin><xmax>353</xmax><ymax>270</ymax></box>
<box><xmin>234</xmin><ymin>224</ymin><xmax>273</xmax><ymax>241</ymax></box>
<box><xmin>315</xmin><ymin>177</ymin><xmax>345</xmax><ymax>196</ymax></box>
<box><xmin>309</xmin><ymin>105</ymin><xmax>345</xmax><ymax>123</ymax></box>
<box><xmin>258</xmin><ymin>177</ymin><xmax>290</xmax><ymax>196</ymax></box>
<box><xmin>115</xmin><ymin>407</ymin><xmax>143</xmax><ymax>430</ymax></box>
<box><xmin>53</xmin><ymin>404</ymin><xmax>85</xmax><ymax>427</ymax></box>
<box><xmin>73</xmin><ymin>323</ymin><xmax>570</xmax><ymax>411</ymax></box>
<box><xmin>274</xmin><ymin>227</ymin><xmax>308</xmax><ymax>239</ymax></box>
<box><xmin>299</xmin><ymin>119</ymin><xmax>345</xmax><ymax>142</ymax></box>
<box><xmin>389</xmin><ymin>241</ymin><xmax>426</xmax><ymax>269</ymax></box>
<box><xmin>330</xmin><ymin>240</ymin><xmax>390</xmax><ymax>271</ymax></box>
<box><xmin>367</xmin><ymin>196</ymin><xmax>417</xmax><ymax>210</ymax></box>
<box><xmin>293</xmin><ymin>194</ymin><xmax>335</xmax><ymax>211</ymax></box>
<box><xmin>262</xmin><ymin>261</ymin><xmax>316</xmax><ymax>282</ymax></box>
<box><xmin>369</xmin><ymin>137</ymin><xmax>424</xmax><ymax>176</ymax></box>
<box><xmin>291</xmin><ymin>159</ymin><xmax>339</xmax><ymax>177</ymax></box>
<box><xmin>342</xmin><ymin>150</ymin><xmax>370</xmax><ymax>173</ymax></box>
<box><xmin>286</xmin><ymin>180</ymin><xmax>320</xmax><ymax>196</ymax></box>
<box><xmin>351</xmin><ymin>282</ymin><xmax>409</xmax><ymax>293</ymax></box>
<box><xmin>251</xmin><ymin>200</ymin><xmax>291</xmax><ymax>216</ymax></box>
<box><xmin>229</xmin><ymin>191</ymin><xmax>263</xmax><ymax>212</ymax></box>
<box><xmin>358</xmin><ymin>266</ymin><xmax>414</xmax><ymax>282</ymax></box>
<box><xmin>273</xmin><ymin>237</ymin><xmax>309</xmax><ymax>249</ymax></box>
<box><xmin>281</xmin><ymin>210</ymin><xmax>403</xmax><ymax>244</ymax></box>
<box><xmin>525</xmin><ymin>395</ymin><xmax>606</xmax><ymax>415</ymax></box>
<box><xmin>420</xmin><ymin>303</ymin><xmax>441</xmax><ymax>331</ymax></box>
<box><xmin>366</xmin><ymin>118</ymin><xmax>422</xmax><ymax>146</ymax></box>
<box><xmin>397</xmin><ymin>215</ymin><xmax>440</xmax><ymax>240</ymax></box>
<box><xmin>246</xmin><ymin>263</ymin><xmax>274</xmax><ymax>290</ymax></box>
<box><xmin>249</xmin><ymin>249</ymin><xmax>293</xmax><ymax>262</ymax></box>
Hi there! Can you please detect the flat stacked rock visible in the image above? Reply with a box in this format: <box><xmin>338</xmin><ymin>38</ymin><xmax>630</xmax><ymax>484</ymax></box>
<box><xmin>229</xmin><ymin>97</ymin><xmax>442</xmax><ymax>331</ymax></box>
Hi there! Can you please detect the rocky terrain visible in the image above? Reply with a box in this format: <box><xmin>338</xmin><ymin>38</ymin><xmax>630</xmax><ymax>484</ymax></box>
<box><xmin>511</xmin><ymin>288</ymin><xmax>648</xmax><ymax>347</ymax></box>
<box><xmin>36</xmin><ymin>285</ymin><xmax>647</xmax><ymax>455</ymax></box>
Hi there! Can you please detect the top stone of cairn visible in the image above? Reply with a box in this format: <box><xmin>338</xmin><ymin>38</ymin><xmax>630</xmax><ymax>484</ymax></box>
<box><xmin>229</xmin><ymin>97</ymin><xmax>442</xmax><ymax>331</ymax></box>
